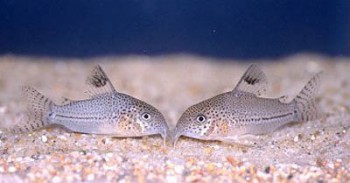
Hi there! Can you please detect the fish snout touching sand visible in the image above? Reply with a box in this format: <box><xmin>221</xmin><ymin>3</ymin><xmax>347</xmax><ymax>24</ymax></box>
<box><xmin>173</xmin><ymin>64</ymin><xmax>322</xmax><ymax>147</ymax></box>
<box><xmin>4</xmin><ymin>65</ymin><xmax>169</xmax><ymax>141</ymax></box>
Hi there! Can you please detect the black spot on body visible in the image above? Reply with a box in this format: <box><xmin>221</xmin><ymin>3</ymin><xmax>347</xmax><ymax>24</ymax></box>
<box><xmin>91</xmin><ymin>75</ymin><xmax>107</xmax><ymax>88</ymax></box>
<box><xmin>244</xmin><ymin>76</ymin><xmax>259</xmax><ymax>85</ymax></box>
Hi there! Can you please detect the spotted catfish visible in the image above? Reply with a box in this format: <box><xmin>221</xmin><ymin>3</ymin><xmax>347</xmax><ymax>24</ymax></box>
<box><xmin>173</xmin><ymin>64</ymin><xmax>322</xmax><ymax>147</ymax></box>
<box><xmin>9</xmin><ymin>65</ymin><xmax>169</xmax><ymax>141</ymax></box>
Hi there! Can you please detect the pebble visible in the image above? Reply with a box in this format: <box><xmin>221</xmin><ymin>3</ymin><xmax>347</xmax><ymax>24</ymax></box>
<box><xmin>52</xmin><ymin>176</ymin><xmax>61</xmax><ymax>183</ymax></box>
<box><xmin>86</xmin><ymin>174</ymin><xmax>95</xmax><ymax>181</ymax></box>
<box><xmin>174</xmin><ymin>165</ymin><xmax>184</xmax><ymax>174</ymax></box>
<box><xmin>310</xmin><ymin>135</ymin><xmax>316</xmax><ymax>141</ymax></box>
<box><xmin>8</xmin><ymin>166</ymin><xmax>17</xmax><ymax>173</ymax></box>
<box><xmin>41</xmin><ymin>135</ymin><xmax>48</xmax><ymax>143</ymax></box>
<box><xmin>105</xmin><ymin>152</ymin><xmax>114</xmax><ymax>160</ymax></box>
<box><xmin>166</xmin><ymin>175</ymin><xmax>178</xmax><ymax>183</ymax></box>
<box><xmin>0</xmin><ymin>106</ymin><xmax>7</xmax><ymax>113</ymax></box>
<box><xmin>294</xmin><ymin>135</ymin><xmax>299</xmax><ymax>142</ymax></box>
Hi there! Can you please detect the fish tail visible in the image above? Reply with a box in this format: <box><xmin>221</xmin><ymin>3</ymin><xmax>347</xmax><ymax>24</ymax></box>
<box><xmin>293</xmin><ymin>72</ymin><xmax>322</xmax><ymax>122</ymax></box>
<box><xmin>12</xmin><ymin>86</ymin><xmax>55</xmax><ymax>133</ymax></box>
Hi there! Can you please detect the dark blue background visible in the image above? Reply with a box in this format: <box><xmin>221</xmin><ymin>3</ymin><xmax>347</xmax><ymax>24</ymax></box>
<box><xmin>0</xmin><ymin>0</ymin><xmax>348</xmax><ymax>59</ymax></box>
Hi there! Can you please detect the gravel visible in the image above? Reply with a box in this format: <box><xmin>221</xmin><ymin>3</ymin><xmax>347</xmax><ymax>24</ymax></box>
<box><xmin>0</xmin><ymin>54</ymin><xmax>349</xmax><ymax>182</ymax></box>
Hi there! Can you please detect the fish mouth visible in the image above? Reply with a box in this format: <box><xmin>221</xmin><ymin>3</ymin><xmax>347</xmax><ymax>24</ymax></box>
<box><xmin>145</xmin><ymin>126</ymin><xmax>168</xmax><ymax>145</ymax></box>
<box><xmin>144</xmin><ymin>130</ymin><xmax>167</xmax><ymax>138</ymax></box>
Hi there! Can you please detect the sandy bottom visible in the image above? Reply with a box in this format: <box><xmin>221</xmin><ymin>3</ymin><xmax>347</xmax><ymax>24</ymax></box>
<box><xmin>0</xmin><ymin>54</ymin><xmax>349</xmax><ymax>182</ymax></box>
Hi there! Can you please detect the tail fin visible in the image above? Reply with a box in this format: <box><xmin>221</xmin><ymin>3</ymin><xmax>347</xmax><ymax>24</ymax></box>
<box><xmin>10</xmin><ymin>86</ymin><xmax>54</xmax><ymax>133</ymax></box>
<box><xmin>294</xmin><ymin>72</ymin><xmax>322</xmax><ymax>122</ymax></box>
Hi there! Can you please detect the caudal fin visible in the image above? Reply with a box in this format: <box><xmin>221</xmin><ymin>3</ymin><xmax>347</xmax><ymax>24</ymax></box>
<box><xmin>10</xmin><ymin>86</ymin><xmax>54</xmax><ymax>133</ymax></box>
<box><xmin>294</xmin><ymin>72</ymin><xmax>322</xmax><ymax>122</ymax></box>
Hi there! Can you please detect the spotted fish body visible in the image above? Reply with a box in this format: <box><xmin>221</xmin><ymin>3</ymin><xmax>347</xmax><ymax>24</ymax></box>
<box><xmin>9</xmin><ymin>65</ymin><xmax>169</xmax><ymax>141</ymax></box>
<box><xmin>174</xmin><ymin>64</ymin><xmax>321</xmax><ymax>146</ymax></box>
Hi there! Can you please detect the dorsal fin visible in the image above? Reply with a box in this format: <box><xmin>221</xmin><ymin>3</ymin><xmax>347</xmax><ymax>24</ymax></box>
<box><xmin>85</xmin><ymin>65</ymin><xmax>116</xmax><ymax>98</ymax></box>
<box><xmin>233</xmin><ymin>64</ymin><xmax>268</xmax><ymax>96</ymax></box>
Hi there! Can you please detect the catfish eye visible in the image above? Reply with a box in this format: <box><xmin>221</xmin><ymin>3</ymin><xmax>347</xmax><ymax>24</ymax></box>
<box><xmin>196</xmin><ymin>115</ymin><xmax>206</xmax><ymax>122</ymax></box>
<box><xmin>141</xmin><ymin>113</ymin><xmax>151</xmax><ymax>121</ymax></box>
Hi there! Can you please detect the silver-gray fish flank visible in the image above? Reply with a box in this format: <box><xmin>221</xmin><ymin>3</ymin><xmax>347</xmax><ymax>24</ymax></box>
<box><xmin>173</xmin><ymin>64</ymin><xmax>321</xmax><ymax>146</ymax></box>
<box><xmin>10</xmin><ymin>65</ymin><xmax>169</xmax><ymax>141</ymax></box>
